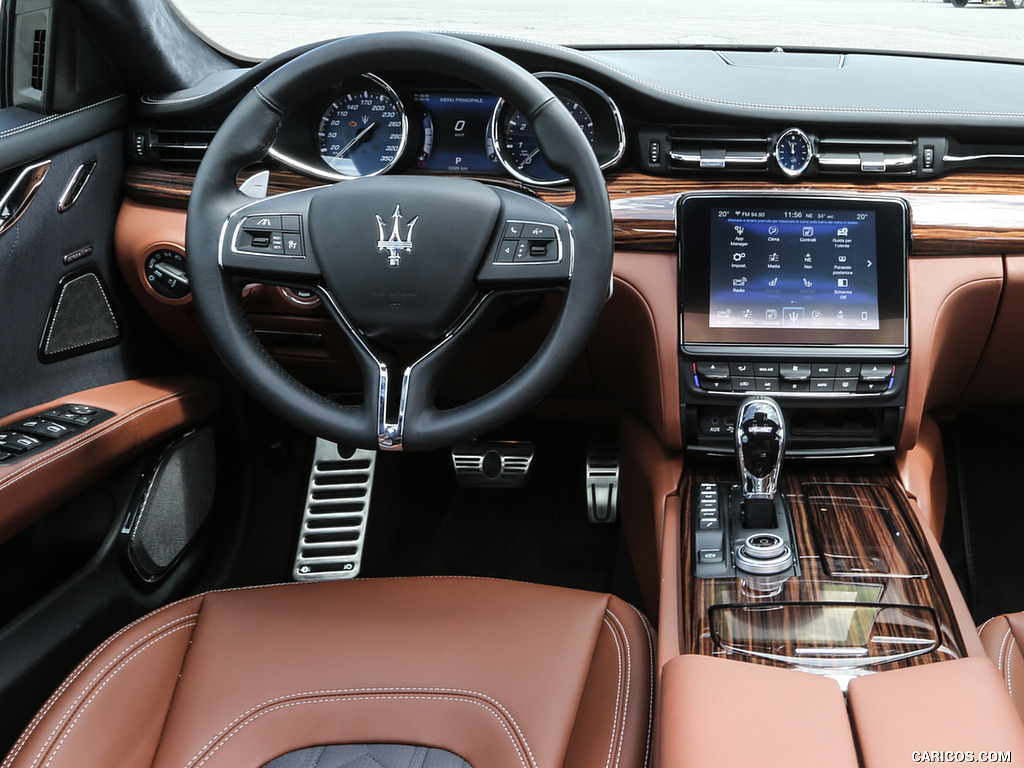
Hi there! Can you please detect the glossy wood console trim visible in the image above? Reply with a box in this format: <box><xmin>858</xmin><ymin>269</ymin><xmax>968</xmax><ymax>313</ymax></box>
<box><xmin>0</xmin><ymin>377</ymin><xmax>221</xmax><ymax>544</ymax></box>
<box><xmin>680</xmin><ymin>463</ymin><xmax>970</xmax><ymax>671</ymax></box>
<box><xmin>123</xmin><ymin>167</ymin><xmax>1024</xmax><ymax>256</ymax></box>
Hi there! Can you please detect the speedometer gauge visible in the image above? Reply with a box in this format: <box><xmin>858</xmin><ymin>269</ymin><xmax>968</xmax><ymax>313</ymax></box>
<box><xmin>317</xmin><ymin>75</ymin><xmax>408</xmax><ymax>177</ymax></box>
<box><xmin>495</xmin><ymin>97</ymin><xmax>595</xmax><ymax>184</ymax></box>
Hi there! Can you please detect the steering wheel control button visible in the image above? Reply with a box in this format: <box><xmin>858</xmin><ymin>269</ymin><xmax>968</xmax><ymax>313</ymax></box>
<box><xmin>495</xmin><ymin>240</ymin><xmax>517</xmax><ymax>263</ymax></box>
<box><xmin>502</xmin><ymin>221</ymin><xmax>525</xmax><ymax>239</ymax></box>
<box><xmin>237</xmin><ymin>214</ymin><xmax>307</xmax><ymax>259</ymax></box>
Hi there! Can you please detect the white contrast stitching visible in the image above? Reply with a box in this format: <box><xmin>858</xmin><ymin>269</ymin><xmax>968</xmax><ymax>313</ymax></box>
<box><xmin>190</xmin><ymin>694</ymin><xmax>532</xmax><ymax>768</ymax></box>
<box><xmin>1007</xmin><ymin>638</ymin><xmax>1017</xmax><ymax>698</ymax></box>
<box><xmin>42</xmin><ymin>274</ymin><xmax>119</xmax><ymax>355</ymax></box>
<box><xmin>604</xmin><ymin>610</ymin><xmax>632</xmax><ymax>768</ymax></box>
<box><xmin>621</xmin><ymin>603</ymin><xmax>654</xmax><ymax>768</ymax></box>
<box><xmin>978</xmin><ymin>616</ymin><xmax>998</xmax><ymax>637</ymax></box>
<box><xmin>0</xmin><ymin>96</ymin><xmax>126</xmax><ymax>140</ymax></box>
<box><xmin>22</xmin><ymin>615</ymin><xmax>198</xmax><ymax>768</ymax></box>
<box><xmin>41</xmin><ymin>622</ymin><xmax>196</xmax><ymax>768</ymax></box>
<box><xmin>0</xmin><ymin>386</ymin><xmax>210</xmax><ymax>495</ymax></box>
<box><xmin>598</xmin><ymin>618</ymin><xmax>622</xmax><ymax>768</ymax></box>
<box><xmin>184</xmin><ymin>685</ymin><xmax>536</xmax><ymax>768</ymax></box>
<box><xmin>998</xmin><ymin>628</ymin><xmax>1013</xmax><ymax>673</ymax></box>
<box><xmin>0</xmin><ymin>598</ymin><xmax>203</xmax><ymax>768</ymax></box>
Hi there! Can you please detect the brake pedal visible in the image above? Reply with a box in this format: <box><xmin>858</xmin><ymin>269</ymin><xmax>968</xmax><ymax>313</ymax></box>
<box><xmin>293</xmin><ymin>439</ymin><xmax>376</xmax><ymax>581</ymax></box>
<box><xmin>452</xmin><ymin>441</ymin><xmax>535</xmax><ymax>488</ymax></box>
<box><xmin>586</xmin><ymin>433</ymin><xmax>619</xmax><ymax>524</ymax></box>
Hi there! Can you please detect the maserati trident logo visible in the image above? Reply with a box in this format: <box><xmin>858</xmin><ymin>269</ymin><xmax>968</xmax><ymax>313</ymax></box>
<box><xmin>375</xmin><ymin>204</ymin><xmax>419</xmax><ymax>267</ymax></box>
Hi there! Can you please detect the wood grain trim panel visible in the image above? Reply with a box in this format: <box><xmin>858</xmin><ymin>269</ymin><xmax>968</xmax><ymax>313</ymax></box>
<box><xmin>0</xmin><ymin>377</ymin><xmax>221</xmax><ymax>543</ymax></box>
<box><xmin>124</xmin><ymin>167</ymin><xmax>1024</xmax><ymax>256</ymax></box>
<box><xmin>679</xmin><ymin>464</ymin><xmax>970</xmax><ymax>671</ymax></box>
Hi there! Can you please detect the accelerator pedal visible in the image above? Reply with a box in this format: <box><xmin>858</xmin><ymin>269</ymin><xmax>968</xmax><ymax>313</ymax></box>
<box><xmin>586</xmin><ymin>432</ymin><xmax>620</xmax><ymax>524</ymax></box>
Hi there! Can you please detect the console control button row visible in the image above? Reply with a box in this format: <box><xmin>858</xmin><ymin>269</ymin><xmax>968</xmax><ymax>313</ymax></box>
<box><xmin>692</xmin><ymin>361</ymin><xmax>896</xmax><ymax>395</ymax></box>
<box><xmin>695</xmin><ymin>482</ymin><xmax>725</xmax><ymax>563</ymax></box>
<box><xmin>0</xmin><ymin>404</ymin><xmax>113</xmax><ymax>464</ymax></box>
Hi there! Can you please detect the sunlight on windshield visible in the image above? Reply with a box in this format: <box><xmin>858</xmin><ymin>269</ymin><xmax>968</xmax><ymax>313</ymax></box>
<box><xmin>171</xmin><ymin>0</ymin><xmax>1024</xmax><ymax>62</ymax></box>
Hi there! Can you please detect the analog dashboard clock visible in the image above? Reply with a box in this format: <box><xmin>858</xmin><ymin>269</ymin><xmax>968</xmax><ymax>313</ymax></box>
<box><xmin>774</xmin><ymin>127</ymin><xmax>813</xmax><ymax>177</ymax></box>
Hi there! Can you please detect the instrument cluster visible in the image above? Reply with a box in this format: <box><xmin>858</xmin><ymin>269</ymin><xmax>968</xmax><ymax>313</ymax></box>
<box><xmin>269</xmin><ymin>71</ymin><xmax>625</xmax><ymax>186</ymax></box>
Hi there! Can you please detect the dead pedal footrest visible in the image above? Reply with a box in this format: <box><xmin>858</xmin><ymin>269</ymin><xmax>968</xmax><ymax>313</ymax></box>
<box><xmin>293</xmin><ymin>438</ymin><xmax>376</xmax><ymax>581</ymax></box>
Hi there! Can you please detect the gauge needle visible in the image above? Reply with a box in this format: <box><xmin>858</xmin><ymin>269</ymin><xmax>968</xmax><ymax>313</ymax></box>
<box><xmin>518</xmin><ymin>148</ymin><xmax>540</xmax><ymax>169</ymax></box>
<box><xmin>334</xmin><ymin>122</ymin><xmax>378</xmax><ymax>159</ymax></box>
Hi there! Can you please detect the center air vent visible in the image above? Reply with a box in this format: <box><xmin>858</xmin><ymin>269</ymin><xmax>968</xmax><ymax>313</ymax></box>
<box><xmin>668</xmin><ymin>129</ymin><xmax>771</xmax><ymax>173</ymax></box>
<box><xmin>817</xmin><ymin>136</ymin><xmax>917</xmax><ymax>175</ymax></box>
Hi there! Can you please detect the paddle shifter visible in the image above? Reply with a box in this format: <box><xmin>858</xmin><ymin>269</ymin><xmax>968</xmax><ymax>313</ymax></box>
<box><xmin>735</xmin><ymin>396</ymin><xmax>786</xmax><ymax>529</ymax></box>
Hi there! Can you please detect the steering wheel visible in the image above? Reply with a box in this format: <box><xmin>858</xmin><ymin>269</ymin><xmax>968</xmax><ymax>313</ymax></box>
<box><xmin>187</xmin><ymin>32</ymin><xmax>613</xmax><ymax>451</ymax></box>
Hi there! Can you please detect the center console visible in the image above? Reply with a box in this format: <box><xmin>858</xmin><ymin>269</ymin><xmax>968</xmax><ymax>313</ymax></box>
<box><xmin>679</xmin><ymin>193</ymin><xmax>910</xmax><ymax>456</ymax></box>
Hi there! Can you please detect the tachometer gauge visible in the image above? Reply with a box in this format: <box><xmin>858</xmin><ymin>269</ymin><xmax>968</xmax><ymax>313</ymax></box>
<box><xmin>317</xmin><ymin>75</ymin><xmax>408</xmax><ymax>177</ymax></box>
<box><xmin>775</xmin><ymin>127</ymin><xmax>813</xmax><ymax>177</ymax></box>
<box><xmin>495</xmin><ymin>97</ymin><xmax>595</xmax><ymax>184</ymax></box>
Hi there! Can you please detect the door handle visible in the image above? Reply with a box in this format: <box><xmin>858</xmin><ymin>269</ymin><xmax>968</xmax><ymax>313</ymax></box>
<box><xmin>0</xmin><ymin>159</ymin><xmax>50</xmax><ymax>237</ymax></box>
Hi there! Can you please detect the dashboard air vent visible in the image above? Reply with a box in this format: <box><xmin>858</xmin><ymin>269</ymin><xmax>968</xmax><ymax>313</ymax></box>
<box><xmin>31</xmin><ymin>29</ymin><xmax>46</xmax><ymax>91</ymax></box>
<box><xmin>817</xmin><ymin>137</ymin><xmax>917</xmax><ymax>176</ymax></box>
<box><xmin>668</xmin><ymin>130</ymin><xmax>771</xmax><ymax>173</ymax></box>
<box><xmin>132</xmin><ymin>123</ymin><xmax>217</xmax><ymax>165</ymax></box>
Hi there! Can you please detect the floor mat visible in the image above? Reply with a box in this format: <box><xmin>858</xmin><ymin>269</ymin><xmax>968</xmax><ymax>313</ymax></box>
<box><xmin>944</xmin><ymin>411</ymin><xmax>1024</xmax><ymax>624</ymax></box>
<box><xmin>361</xmin><ymin>431</ymin><xmax>639</xmax><ymax>603</ymax></box>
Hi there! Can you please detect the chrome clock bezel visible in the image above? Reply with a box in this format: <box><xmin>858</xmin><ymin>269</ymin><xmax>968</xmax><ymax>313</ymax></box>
<box><xmin>774</xmin><ymin>127</ymin><xmax>814</xmax><ymax>177</ymax></box>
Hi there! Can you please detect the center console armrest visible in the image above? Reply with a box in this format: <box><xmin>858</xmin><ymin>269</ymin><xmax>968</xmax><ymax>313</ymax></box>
<box><xmin>658</xmin><ymin>655</ymin><xmax>858</xmax><ymax>768</ymax></box>
<box><xmin>848</xmin><ymin>658</ymin><xmax>1024</xmax><ymax>766</ymax></box>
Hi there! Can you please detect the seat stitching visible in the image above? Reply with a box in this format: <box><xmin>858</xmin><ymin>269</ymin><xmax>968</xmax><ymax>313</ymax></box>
<box><xmin>998</xmin><ymin>627</ymin><xmax>1013</xmax><ymax>673</ymax></box>
<box><xmin>1</xmin><ymin>598</ymin><xmax>204</xmax><ymax>768</ymax></box>
<box><xmin>604</xmin><ymin>610</ymin><xmax>632</xmax><ymax>768</ymax></box>
<box><xmin>1007</xmin><ymin>638</ymin><xmax>1017</xmax><ymax>698</ymax></box>
<box><xmin>184</xmin><ymin>686</ymin><xmax>537</xmax><ymax>768</ymax></box>
<box><xmin>977</xmin><ymin>616</ymin><xmax>998</xmax><ymax>637</ymax></box>
<box><xmin>41</xmin><ymin>622</ymin><xmax>197</xmax><ymax>768</ymax></box>
<box><xmin>598</xmin><ymin>618</ymin><xmax>622</xmax><ymax>768</ymax></box>
<box><xmin>13</xmin><ymin>615</ymin><xmax>199</xmax><ymax>768</ymax></box>
<box><xmin>619</xmin><ymin>603</ymin><xmax>654</xmax><ymax>768</ymax></box>
<box><xmin>190</xmin><ymin>694</ymin><xmax>533</xmax><ymax>768</ymax></box>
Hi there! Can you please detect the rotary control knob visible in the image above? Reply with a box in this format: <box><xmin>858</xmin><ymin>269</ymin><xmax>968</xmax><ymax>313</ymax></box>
<box><xmin>734</xmin><ymin>533</ymin><xmax>794</xmax><ymax>575</ymax></box>
<box><xmin>144</xmin><ymin>248</ymin><xmax>189</xmax><ymax>300</ymax></box>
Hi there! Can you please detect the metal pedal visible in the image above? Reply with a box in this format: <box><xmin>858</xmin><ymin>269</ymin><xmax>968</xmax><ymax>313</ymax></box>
<box><xmin>293</xmin><ymin>439</ymin><xmax>376</xmax><ymax>581</ymax></box>
<box><xmin>451</xmin><ymin>441</ymin><xmax>535</xmax><ymax>488</ymax></box>
<box><xmin>586</xmin><ymin>433</ymin><xmax>620</xmax><ymax>524</ymax></box>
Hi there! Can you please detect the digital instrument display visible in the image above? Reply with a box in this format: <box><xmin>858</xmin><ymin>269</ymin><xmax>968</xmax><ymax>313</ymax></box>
<box><xmin>413</xmin><ymin>92</ymin><xmax>501</xmax><ymax>174</ymax></box>
<box><xmin>680</xmin><ymin>195</ymin><xmax>908</xmax><ymax>350</ymax></box>
<box><xmin>708</xmin><ymin>208</ymin><xmax>879</xmax><ymax>331</ymax></box>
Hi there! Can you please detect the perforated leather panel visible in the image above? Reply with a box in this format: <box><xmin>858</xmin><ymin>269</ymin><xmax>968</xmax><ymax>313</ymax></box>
<box><xmin>263</xmin><ymin>744</ymin><xmax>472</xmax><ymax>768</ymax></box>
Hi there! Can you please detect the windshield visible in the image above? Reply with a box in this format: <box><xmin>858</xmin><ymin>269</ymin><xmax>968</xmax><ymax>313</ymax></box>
<box><xmin>170</xmin><ymin>0</ymin><xmax>1024</xmax><ymax>62</ymax></box>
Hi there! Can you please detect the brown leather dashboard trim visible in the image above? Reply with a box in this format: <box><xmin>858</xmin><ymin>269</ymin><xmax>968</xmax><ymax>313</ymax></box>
<box><xmin>0</xmin><ymin>377</ymin><xmax>221</xmax><ymax>543</ymax></box>
<box><xmin>125</xmin><ymin>167</ymin><xmax>1024</xmax><ymax>256</ymax></box>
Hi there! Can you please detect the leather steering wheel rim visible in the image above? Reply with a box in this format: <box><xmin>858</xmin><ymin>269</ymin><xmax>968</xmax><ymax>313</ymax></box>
<box><xmin>186</xmin><ymin>31</ymin><xmax>613</xmax><ymax>451</ymax></box>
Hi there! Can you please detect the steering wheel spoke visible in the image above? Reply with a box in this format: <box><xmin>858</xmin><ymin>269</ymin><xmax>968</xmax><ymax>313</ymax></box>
<box><xmin>218</xmin><ymin>189</ymin><xmax>323</xmax><ymax>284</ymax></box>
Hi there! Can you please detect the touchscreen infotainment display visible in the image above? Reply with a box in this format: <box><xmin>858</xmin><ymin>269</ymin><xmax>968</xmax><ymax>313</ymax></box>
<box><xmin>708</xmin><ymin>208</ymin><xmax>879</xmax><ymax>331</ymax></box>
<box><xmin>680</xmin><ymin>195</ymin><xmax>908</xmax><ymax>350</ymax></box>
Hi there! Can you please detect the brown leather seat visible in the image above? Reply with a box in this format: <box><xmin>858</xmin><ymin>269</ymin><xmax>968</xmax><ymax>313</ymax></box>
<box><xmin>2</xmin><ymin>577</ymin><xmax>653</xmax><ymax>768</ymax></box>
<box><xmin>979</xmin><ymin>612</ymin><xmax>1024</xmax><ymax>724</ymax></box>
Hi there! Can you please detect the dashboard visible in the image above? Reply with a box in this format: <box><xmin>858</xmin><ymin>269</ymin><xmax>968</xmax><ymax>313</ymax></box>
<box><xmin>120</xmin><ymin>36</ymin><xmax>1024</xmax><ymax>459</ymax></box>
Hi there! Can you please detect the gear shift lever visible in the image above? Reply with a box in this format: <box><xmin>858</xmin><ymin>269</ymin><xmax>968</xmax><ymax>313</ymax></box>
<box><xmin>735</xmin><ymin>396</ymin><xmax>786</xmax><ymax>529</ymax></box>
